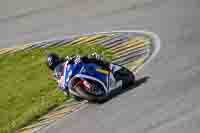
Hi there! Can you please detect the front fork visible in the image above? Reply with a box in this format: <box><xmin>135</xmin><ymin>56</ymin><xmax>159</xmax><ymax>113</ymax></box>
<box><xmin>107</xmin><ymin>68</ymin><xmax>123</xmax><ymax>93</ymax></box>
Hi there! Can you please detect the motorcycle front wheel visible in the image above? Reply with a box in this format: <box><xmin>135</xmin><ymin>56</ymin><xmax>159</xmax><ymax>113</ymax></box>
<box><xmin>74</xmin><ymin>86</ymin><xmax>108</xmax><ymax>102</ymax></box>
<box><xmin>114</xmin><ymin>66</ymin><xmax>135</xmax><ymax>88</ymax></box>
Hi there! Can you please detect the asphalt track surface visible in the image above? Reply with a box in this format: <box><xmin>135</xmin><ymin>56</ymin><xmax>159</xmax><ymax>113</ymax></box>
<box><xmin>2</xmin><ymin>0</ymin><xmax>200</xmax><ymax>132</ymax></box>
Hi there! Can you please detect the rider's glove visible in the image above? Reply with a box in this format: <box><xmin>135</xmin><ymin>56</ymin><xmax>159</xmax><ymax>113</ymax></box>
<box><xmin>89</xmin><ymin>52</ymin><xmax>102</xmax><ymax>60</ymax></box>
<box><xmin>74</xmin><ymin>55</ymin><xmax>81</xmax><ymax>64</ymax></box>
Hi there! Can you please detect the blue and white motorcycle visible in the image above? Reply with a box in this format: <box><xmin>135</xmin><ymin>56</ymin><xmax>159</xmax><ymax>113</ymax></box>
<box><xmin>58</xmin><ymin>56</ymin><xmax>135</xmax><ymax>102</ymax></box>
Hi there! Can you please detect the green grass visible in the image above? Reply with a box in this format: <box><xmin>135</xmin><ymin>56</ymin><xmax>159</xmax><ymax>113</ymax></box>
<box><xmin>0</xmin><ymin>44</ymin><xmax>112</xmax><ymax>133</ymax></box>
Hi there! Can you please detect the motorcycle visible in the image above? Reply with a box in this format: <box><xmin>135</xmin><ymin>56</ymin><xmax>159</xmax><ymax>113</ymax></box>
<box><xmin>62</xmin><ymin>59</ymin><xmax>135</xmax><ymax>102</ymax></box>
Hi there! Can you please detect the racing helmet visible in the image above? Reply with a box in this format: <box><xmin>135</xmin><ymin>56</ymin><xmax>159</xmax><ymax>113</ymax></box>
<box><xmin>47</xmin><ymin>53</ymin><xmax>61</xmax><ymax>71</ymax></box>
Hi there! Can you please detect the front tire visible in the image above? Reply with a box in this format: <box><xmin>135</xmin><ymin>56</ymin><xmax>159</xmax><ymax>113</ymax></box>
<box><xmin>114</xmin><ymin>67</ymin><xmax>135</xmax><ymax>88</ymax></box>
<box><xmin>74</xmin><ymin>86</ymin><xmax>108</xmax><ymax>102</ymax></box>
<box><xmin>72</xmin><ymin>95</ymin><xmax>84</xmax><ymax>101</ymax></box>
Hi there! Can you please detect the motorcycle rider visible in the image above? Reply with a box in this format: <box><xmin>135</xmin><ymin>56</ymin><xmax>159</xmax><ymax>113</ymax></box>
<box><xmin>46</xmin><ymin>52</ymin><xmax>110</xmax><ymax>96</ymax></box>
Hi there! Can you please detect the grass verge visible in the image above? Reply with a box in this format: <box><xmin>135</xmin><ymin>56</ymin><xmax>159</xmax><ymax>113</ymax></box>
<box><xmin>0</xmin><ymin>44</ymin><xmax>112</xmax><ymax>133</ymax></box>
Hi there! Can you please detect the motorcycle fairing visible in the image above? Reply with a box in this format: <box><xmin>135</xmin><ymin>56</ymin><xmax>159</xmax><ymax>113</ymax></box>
<box><xmin>62</xmin><ymin>62</ymin><xmax>108</xmax><ymax>89</ymax></box>
<box><xmin>62</xmin><ymin>61</ymin><xmax>123</xmax><ymax>95</ymax></box>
